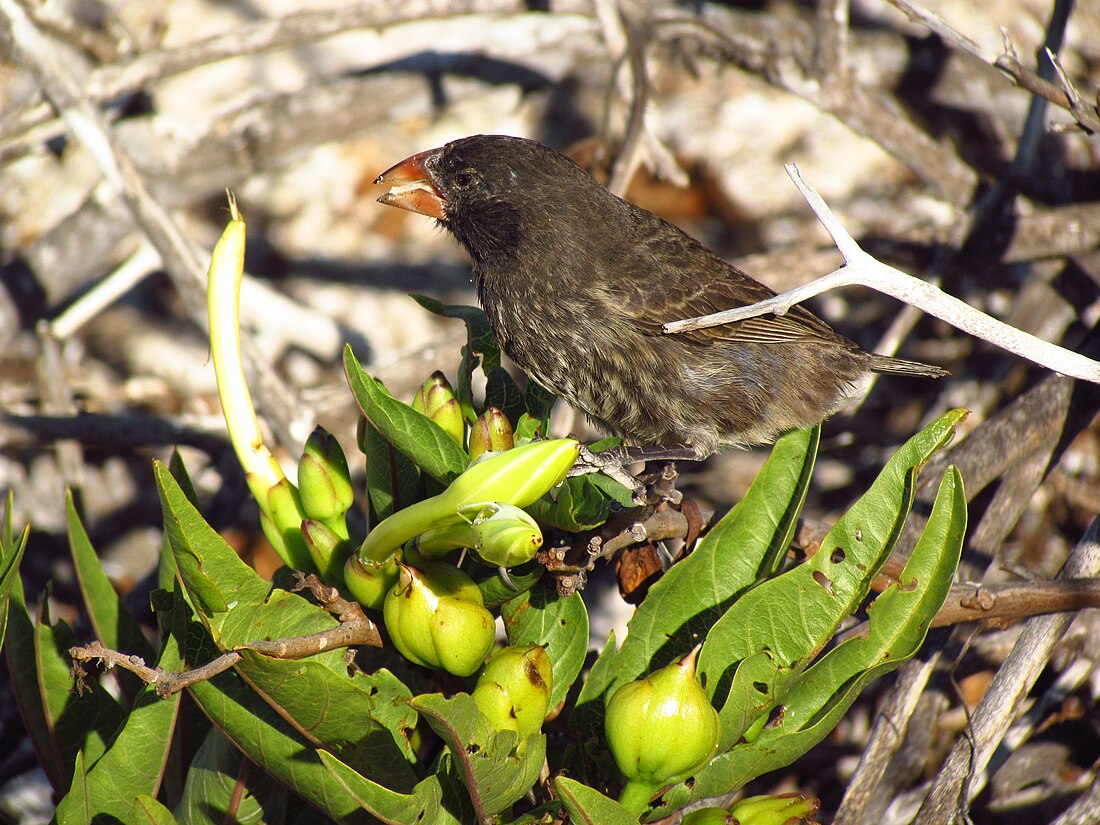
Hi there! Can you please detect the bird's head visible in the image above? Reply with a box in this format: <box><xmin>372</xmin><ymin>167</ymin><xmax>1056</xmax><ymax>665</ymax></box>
<box><xmin>375</xmin><ymin>135</ymin><xmax>599</xmax><ymax>263</ymax></box>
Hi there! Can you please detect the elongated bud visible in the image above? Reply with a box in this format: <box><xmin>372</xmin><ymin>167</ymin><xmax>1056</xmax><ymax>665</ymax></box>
<box><xmin>344</xmin><ymin>554</ymin><xmax>400</xmax><ymax>611</ymax></box>
<box><xmin>416</xmin><ymin>503</ymin><xmax>542</xmax><ymax>567</ymax></box>
<box><xmin>298</xmin><ymin>427</ymin><xmax>354</xmax><ymax>539</ymax></box>
<box><xmin>382</xmin><ymin>561</ymin><xmax>495</xmax><ymax>676</ymax></box>
<box><xmin>473</xmin><ymin>644</ymin><xmax>553</xmax><ymax>743</ymax></box>
<box><xmin>605</xmin><ymin>646</ymin><xmax>719</xmax><ymax>815</ymax></box>
<box><xmin>301</xmin><ymin>519</ymin><xmax>352</xmax><ymax>584</ymax></box>
<box><xmin>468</xmin><ymin>407</ymin><xmax>514</xmax><ymax>461</ymax></box>
<box><xmin>207</xmin><ymin>194</ymin><xmax>311</xmax><ymax>571</ymax></box>
<box><xmin>357</xmin><ymin>439</ymin><xmax>579</xmax><ymax>565</ymax></box>
<box><xmin>263</xmin><ymin>478</ymin><xmax>313</xmax><ymax>573</ymax></box>
<box><xmin>412</xmin><ymin>372</ymin><xmax>464</xmax><ymax>447</ymax></box>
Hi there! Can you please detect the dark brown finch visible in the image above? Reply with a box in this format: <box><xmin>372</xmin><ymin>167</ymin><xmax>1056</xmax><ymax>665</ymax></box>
<box><xmin>376</xmin><ymin>135</ymin><xmax>946</xmax><ymax>460</ymax></box>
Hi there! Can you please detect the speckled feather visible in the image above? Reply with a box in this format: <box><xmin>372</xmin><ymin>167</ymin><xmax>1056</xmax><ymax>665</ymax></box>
<box><xmin>406</xmin><ymin>135</ymin><xmax>945</xmax><ymax>457</ymax></box>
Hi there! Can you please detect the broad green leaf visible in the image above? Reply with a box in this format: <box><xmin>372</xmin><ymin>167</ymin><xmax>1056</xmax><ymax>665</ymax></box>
<box><xmin>476</xmin><ymin>563</ymin><xmax>543</xmax><ymax>608</ymax></box>
<box><xmin>553</xmin><ymin>777</ymin><xmax>636</xmax><ymax>825</ymax></box>
<box><xmin>698</xmin><ymin>410</ymin><xmax>965</xmax><ymax>699</ymax></box>
<box><xmin>319</xmin><ymin>749</ymin><xmax>446</xmax><ymax>825</ymax></box>
<box><xmin>413</xmin><ymin>693</ymin><xmax>545</xmax><ymax>816</ymax></box>
<box><xmin>669</xmin><ymin>465</ymin><xmax>966</xmax><ymax>807</ymax></box>
<box><xmin>344</xmin><ymin>346</ymin><xmax>469</xmax><ymax>484</ymax></box>
<box><xmin>523</xmin><ymin>381</ymin><xmax>556</xmax><ymax>429</ymax></box>
<box><xmin>135</xmin><ymin>794</ymin><xmax>179</xmax><ymax>825</ymax></box>
<box><xmin>54</xmin><ymin>588</ymin><xmax>184</xmax><ymax>824</ymax></box>
<box><xmin>175</xmin><ymin>728</ymin><xmax>285</xmax><ymax>825</ymax></box>
<box><xmin>66</xmin><ymin>489</ymin><xmax>156</xmax><ymax>663</ymax></box>
<box><xmin>155</xmin><ymin>462</ymin><xmax>416</xmax><ymax>788</ymax></box>
<box><xmin>573</xmin><ymin>427</ymin><xmax>818</xmax><ymax>737</ymax></box>
<box><xmin>187</xmin><ymin>661</ymin><xmax>370</xmax><ymax>822</ymax></box>
<box><xmin>485</xmin><ymin>366</ymin><xmax>526</xmax><ymax>425</ymax></box>
<box><xmin>525</xmin><ymin>475</ymin><xmax>617</xmax><ymax>532</ymax></box>
<box><xmin>61</xmin><ymin>750</ymin><xmax>90</xmax><ymax>825</ymax></box>
<box><xmin>410</xmin><ymin>295</ymin><xmax>500</xmax><ymax>373</ymax></box>
<box><xmin>502</xmin><ymin>585</ymin><xmax>589</xmax><ymax>710</ymax></box>
<box><xmin>361</xmin><ymin>416</ymin><xmax>423</xmax><ymax>520</ymax></box>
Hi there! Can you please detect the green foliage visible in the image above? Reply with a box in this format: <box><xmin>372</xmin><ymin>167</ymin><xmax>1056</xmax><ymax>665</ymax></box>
<box><xmin>0</xmin><ymin>297</ymin><xmax>968</xmax><ymax>824</ymax></box>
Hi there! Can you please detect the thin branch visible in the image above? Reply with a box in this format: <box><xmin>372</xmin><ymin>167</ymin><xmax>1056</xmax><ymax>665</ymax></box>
<box><xmin>661</xmin><ymin>164</ymin><xmax>1100</xmax><ymax>385</ymax></box>
<box><xmin>914</xmin><ymin>515</ymin><xmax>1100</xmax><ymax>823</ymax></box>
<box><xmin>888</xmin><ymin>0</ymin><xmax>1100</xmax><ymax>135</ymax></box>
<box><xmin>70</xmin><ymin>578</ymin><xmax>381</xmax><ymax>698</ymax></box>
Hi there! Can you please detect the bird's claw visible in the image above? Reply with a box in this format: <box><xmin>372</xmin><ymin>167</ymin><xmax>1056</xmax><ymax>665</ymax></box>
<box><xmin>569</xmin><ymin>445</ymin><xmax>646</xmax><ymax>503</ymax></box>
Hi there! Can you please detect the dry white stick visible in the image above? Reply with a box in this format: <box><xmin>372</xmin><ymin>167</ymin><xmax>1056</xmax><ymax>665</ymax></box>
<box><xmin>662</xmin><ymin>163</ymin><xmax>1100</xmax><ymax>385</ymax></box>
<box><xmin>51</xmin><ymin>237</ymin><xmax>161</xmax><ymax>339</ymax></box>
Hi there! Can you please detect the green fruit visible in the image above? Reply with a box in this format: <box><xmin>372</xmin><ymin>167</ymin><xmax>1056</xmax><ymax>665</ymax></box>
<box><xmin>383</xmin><ymin>561</ymin><xmax>495</xmax><ymax>676</ymax></box>
<box><xmin>606</xmin><ymin>647</ymin><xmax>719</xmax><ymax>796</ymax></box>
<box><xmin>472</xmin><ymin>644</ymin><xmax>553</xmax><ymax>740</ymax></box>
<box><xmin>298</xmin><ymin>426</ymin><xmax>354</xmax><ymax>537</ymax></box>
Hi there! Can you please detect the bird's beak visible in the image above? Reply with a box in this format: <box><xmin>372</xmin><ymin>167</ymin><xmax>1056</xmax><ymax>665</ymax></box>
<box><xmin>375</xmin><ymin>148</ymin><xmax>447</xmax><ymax>221</ymax></box>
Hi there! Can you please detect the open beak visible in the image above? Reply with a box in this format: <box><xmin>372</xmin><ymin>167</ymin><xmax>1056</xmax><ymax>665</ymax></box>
<box><xmin>375</xmin><ymin>148</ymin><xmax>447</xmax><ymax>221</ymax></box>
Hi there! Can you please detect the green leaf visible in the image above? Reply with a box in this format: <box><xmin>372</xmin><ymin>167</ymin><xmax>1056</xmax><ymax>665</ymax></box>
<box><xmin>413</xmin><ymin>693</ymin><xmax>545</xmax><ymax>817</ymax></box>
<box><xmin>175</xmin><ymin>728</ymin><xmax>285</xmax><ymax>825</ymax></box>
<box><xmin>361</xmin><ymin>416</ymin><xmax>423</xmax><ymax>520</ymax></box>
<box><xmin>502</xmin><ymin>586</ymin><xmax>589</xmax><ymax>711</ymax></box>
<box><xmin>698</xmin><ymin>410</ymin><xmax>965</xmax><ymax>704</ymax></box>
<box><xmin>154</xmin><ymin>461</ymin><xmax>417</xmax><ymax>789</ymax></box>
<box><xmin>0</xmin><ymin>490</ymin><xmax>28</xmax><ymax>652</ymax></box>
<box><xmin>476</xmin><ymin>563</ymin><xmax>543</xmax><ymax>608</ymax></box>
<box><xmin>525</xmin><ymin>475</ymin><xmax>617</xmax><ymax>532</ymax></box>
<box><xmin>135</xmin><ymin>793</ymin><xmax>180</xmax><ymax>825</ymax></box>
<box><xmin>54</xmin><ymin>589</ymin><xmax>184</xmax><ymax>824</ymax></box>
<box><xmin>553</xmin><ymin>777</ymin><xmax>636</xmax><ymax>825</ymax></box>
<box><xmin>66</xmin><ymin>489</ymin><xmax>156</xmax><ymax>663</ymax></box>
<box><xmin>319</xmin><ymin>749</ymin><xmax>446</xmax><ymax>825</ymax></box>
<box><xmin>573</xmin><ymin>427</ymin><xmax>818</xmax><ymax>738</ymax></box>
<box><xmin>34</xmin><ymin>592</ymin><xmax>126</xmax><ymax>792</ymax></box>
<box><xmin>523</xmin><ymin>381</ymin><xmax>556</xmax><ymax>428</ymax></box>
<box><xmin>485</xmin><ymin>367</ymin><xmax>526</xmax><ymax>425</ymax></box>
<box><xmin>344</xmin><ymin>346</ymin><xmax>469</xmax><ymax>484</ymax></box>
<box><xmin>665</xmin><ymin>458</ymin><xmax>967</xmax><ymax>809</ymax></box>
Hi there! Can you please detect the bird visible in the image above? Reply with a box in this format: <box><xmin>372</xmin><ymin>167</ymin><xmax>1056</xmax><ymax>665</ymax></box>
<box><xmin>375</xmin><ymin>134</ymin><xmax>946</xmax><ymax>461</ymax></box>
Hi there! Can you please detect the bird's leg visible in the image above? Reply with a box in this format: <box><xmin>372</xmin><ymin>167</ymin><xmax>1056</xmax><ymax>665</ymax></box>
<box><xmin>570</xmin><ymin>444</ymin><xmax>699</xmax><ymax>504</ymax></box>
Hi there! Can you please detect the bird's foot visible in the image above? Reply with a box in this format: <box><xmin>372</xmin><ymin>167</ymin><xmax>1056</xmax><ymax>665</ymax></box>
<box><xmin>569</xmin><ymin>444</ymin><xmax>698</xmax><ymax>505</ymax></box>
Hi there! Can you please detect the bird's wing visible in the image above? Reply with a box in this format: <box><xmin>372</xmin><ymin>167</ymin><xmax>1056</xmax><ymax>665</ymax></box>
<box><xmin>614</xmin><ymin>256</ymin><xmax>855</xmax><ymax>349</ymax></box>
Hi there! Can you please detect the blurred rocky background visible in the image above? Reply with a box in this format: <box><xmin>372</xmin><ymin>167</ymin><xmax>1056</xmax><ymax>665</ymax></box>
<box><xmin>2</xmin><ymin>0</ymin><xmax>1099</xmax><ymax>822</ymax></box>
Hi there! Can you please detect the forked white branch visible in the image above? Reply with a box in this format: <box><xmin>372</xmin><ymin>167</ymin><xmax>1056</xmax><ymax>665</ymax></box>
<box><xmin>663</xmin><ymin>163</ymin><xmax>1100</xmax><ymax>385</ymax></box>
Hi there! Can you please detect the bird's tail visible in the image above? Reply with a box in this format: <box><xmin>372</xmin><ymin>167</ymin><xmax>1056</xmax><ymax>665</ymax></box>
<box><xmin>867</xmin><ymin>354</ymin><xmax>949</xmax><ymax>378</ymax></box>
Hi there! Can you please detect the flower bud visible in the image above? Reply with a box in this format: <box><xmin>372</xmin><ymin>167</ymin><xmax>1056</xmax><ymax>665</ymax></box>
<box><xmin>472</xmin><ymin>644</ymin><xmax>553</xmax><ymax>741</ymax></box>
<box><xmin>301</xmin><ymin>519</ymin><xmax>352</xmax><ymax>584</ymax></box>
<box><xmin>298</xmin><ymin>427</ymin><xmax>354</xmax><ymax>538</ymax></box>
<box><xmin>468</xmin><ymin>407</ymin><xmax>514</xmax><ymax>461</ymax></box>
<box><xmin>719</xmin><ymin>795</ymin><xmax>819</xmax><ymax>825</ymax></box>
<box><xmin>412</xmin><ymin>371</ymin><xmax>465</xmax><ymax>447</ymax></box>
<box><xmin>605</xmin><ymin>646</ymin><xmax>718</xmax><ymax>811</ymax></box>
<box><xmin>343</xmin><ymin>555</ymin><xmax>399</xmax><ymax>611</ymax></box>
<box><xmin>382</xmin><ymin>561</ymin><xmax>495</xmax><ymax>676</ymax></box>
<box><xmin>357</xmin><ymin>439</ymin><xmax>579</xmax><ymax>565</ymax></box>
<box><xmin>415</xmin><ymin>503</ymin><xmax>542</xmax><ymax>567</ymax></box>
<box><xmin>261</xmin><ymin>477</ymin><xmax>313</xmax><ymax>572</ymax></box>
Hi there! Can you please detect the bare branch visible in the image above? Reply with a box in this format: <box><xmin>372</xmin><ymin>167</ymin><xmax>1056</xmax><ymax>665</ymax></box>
<box><xmin>662</xmin><ymin>165</ymin><xmax>1100</xmax><ymax>385</ymax></box>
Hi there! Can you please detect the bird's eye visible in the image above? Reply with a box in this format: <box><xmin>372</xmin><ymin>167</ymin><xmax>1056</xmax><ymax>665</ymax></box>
<box><xmin>454</xmin><ymin>169</ymin><xmax>478</xmax><ymax>188</ymax></box>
